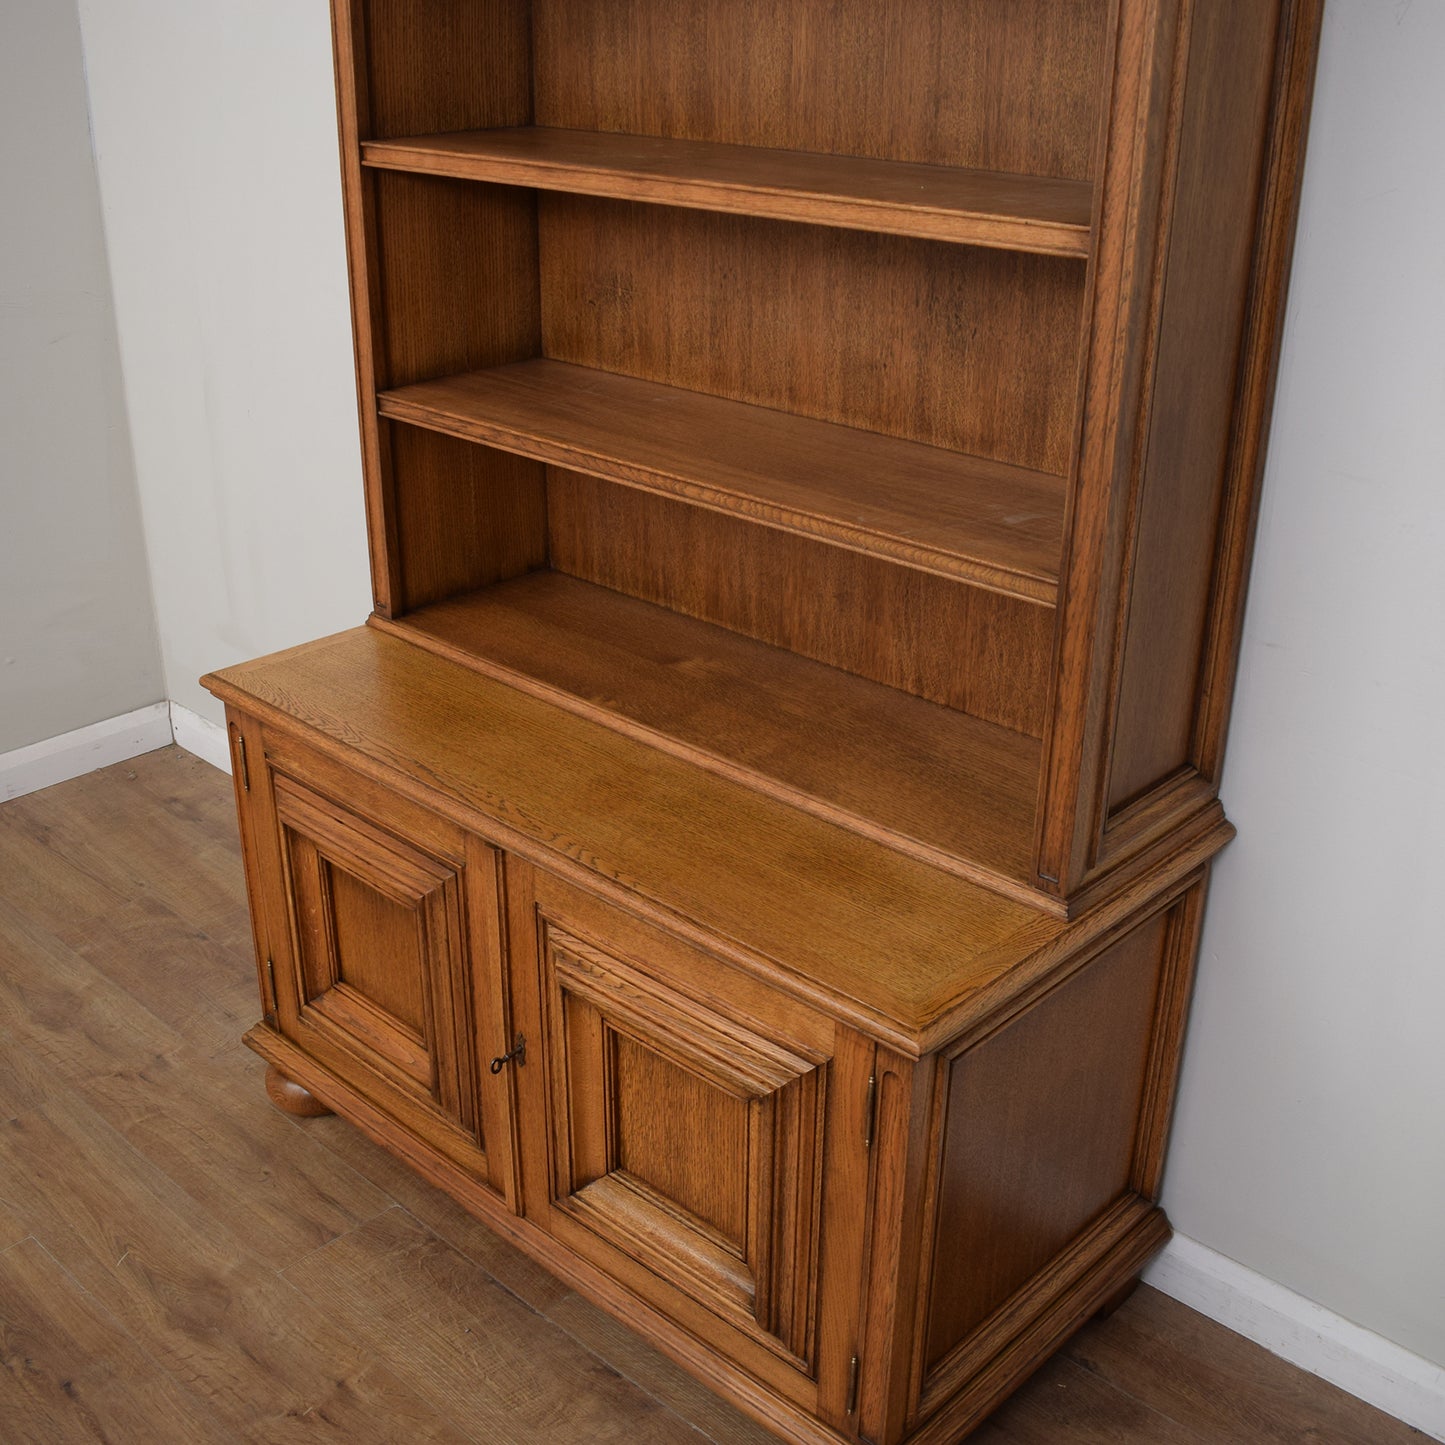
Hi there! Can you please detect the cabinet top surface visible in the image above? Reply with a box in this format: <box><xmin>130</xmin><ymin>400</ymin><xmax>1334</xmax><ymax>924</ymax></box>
<box><xmin>206</xmin><ymin>626</ymin><xmax>1077</xmax><ymax>1050</ymax></box>
<box><xmin>206</xmin><ymin>627</ymin><xmax>1228</xmax><ymax>1052</ymax></box>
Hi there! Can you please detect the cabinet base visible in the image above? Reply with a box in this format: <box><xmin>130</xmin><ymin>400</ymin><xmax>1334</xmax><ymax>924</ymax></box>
<box><xmin>243</xmin><ymin>1023</ymin><xmax>1171</xmax><ymax>1444</ymax></box>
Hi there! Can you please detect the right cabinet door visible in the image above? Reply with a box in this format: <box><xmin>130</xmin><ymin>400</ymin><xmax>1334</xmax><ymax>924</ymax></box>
<box><xmin>506</xmin><ymin>863</ymin><xmax>868</xmax><ymax>1414</ymax></box>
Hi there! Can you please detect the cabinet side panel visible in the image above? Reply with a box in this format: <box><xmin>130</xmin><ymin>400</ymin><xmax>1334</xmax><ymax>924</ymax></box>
<box><xmin>547</xmin><ymin>470</ymin><xmax>1052</xmax><ymax>736</ymax></box>
<box><xmin>922</xmin><ymin>911</ymin><xmax>1168</xmax><ymax>1369</ymax></box>
<box><xmin>1103</xmin><ymin>2</ymin><xmax>1282</xmax><ymax>811</ymax></box>
<box><xmin>538</xmin><ymin>195</ymin><xmax>1084</xmax><ymax>476</ymax></box>
<box><xmin>533</xmin><ymin>0</ymin><xmax>1109</xmax><ymax>180</ymax></box>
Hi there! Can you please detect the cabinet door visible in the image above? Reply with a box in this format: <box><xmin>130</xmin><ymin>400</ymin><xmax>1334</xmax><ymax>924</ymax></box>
<box><xmin>507</xmin><ymin>865</ymin><xmax>870</xmax><ymax>1415</ymax></box>
<box><xmin>244</xmin><ymin>723</ymin><xmax>517</xmax><ymax>1204</ymax></box>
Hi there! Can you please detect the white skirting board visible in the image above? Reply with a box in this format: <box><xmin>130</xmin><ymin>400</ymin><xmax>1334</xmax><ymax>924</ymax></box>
<box><xmin>1146</xmin><ymin>1234</ymin><xmax>1445</xmax><ymax>1440</ymax></box>
<box><xmin>169</xmin><ymin>701</ymin><xmax>231</xmax><ymax>774</ymax></box>
<box><xmin>0</xmin><ymin>701</ymin><xmax>173</xmax><ymax>801</ymax></box>
<box><xmin>0</xmin><ymin>700</ymin><xmax>233</xmax><ymax>803</ymax></box>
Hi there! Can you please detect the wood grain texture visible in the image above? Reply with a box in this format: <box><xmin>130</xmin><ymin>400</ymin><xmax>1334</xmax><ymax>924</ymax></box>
<box><xmin>612</xmin><ymin>1034</ymin><xmax>749</xmax><ymax>1243</ymax></box>
<box><xmin>331</xmin><ymin>0</ymin><xmax>532</xmax><ymax>615</ymax></box>
<box><xmin>378</xmin><ymin>359</ymin><xmax>1067</xmax><ymax>601</ymax></box>
<box><xmin>192</xmin><ymin>1</ymin><xmax>1329</xmax><ymax>1438</ymax></box>
<box><xmin>363</xmin><ymin>127</ymin><xmax>1094</xmax><ymax>254</ymax></box>
<box><xmin>1104</xmin><ymin>0</ymin><xmax>1282</xmax><ymax>812</ymax></box>
<box><xmin>534</xmin><ymin>910</ymin><xmax>829</xmax><ymax>1369</ymax></box>
<box><xmin>330</xmin><ymin>0</ymin><xmax>400</xmax><ymax>612</ymax></box>
<box><xmin>0</xmin><ymin>749</ymin><xmax>764</xmax><ymax>1444</ymax></box>
<box><xmin>1185</xmin><ymin>0</ymin><xmax>1326</xmax><ymax>791</ymax></box>
<box><xmin>205</xmin><ymin>626</ymin><xmax>1057</xmax><ymax>1054</ymax></box>
<box><xmin>546</xmin><ymin>472</ymin><xmax>1054</xmax><ymax>735</ymax></box>
<box><xmin>204</xmin><ymin>627</ymin><xmax>1243</xmax><ymax>1055</ymax></box>
<box><xmin>372</xmin><ymin>172</ymin><xmax>540</xmax><ymax>390</ymax></box>
<box><xmin>921</xmin><ymin>916</ymin><xmax>1168</xmax><ymax>1371</ymax></box>
<box><xmin>1036</xmin><ymin>1</ymin><xmax>1323</xmax><ymax>899</ymax></box>
<box><xmin>248</xmin><ymin>727</ymin><xmax>521</xmax><ymax>1203</ymax></box>
<box><xmin>360</xmin><ymin>0</ymin><xmax>531</xmax><ymax>140</ymax></box>
<box><xmin>388</xmin><ymin>570</ymin><xmax>1042</xmax><ymax>890</ymax></box>
<box><xmin>1032</xmin><ymin>0</ymin><xmax>1189</xmax><ymax>895</ymax></box>
<box><xmin>1063</xmin><ymin>1285</ymin><xmax>1434</xmax><ymax>1445</ymax></box>
<box><xmin>0</xmin><ymin>1236</ymin><xmax>229</xmax><ymax>1444</ymax></box>
<box><xmin>531</xmin><ymin>0</ymin><xmax>1109</xmax><ymax>179</ymax></box>
<box><xmin>281</xmin><ymin>1208</ymin><xmax>711</xmax><ymax>1445</ymax></box>
<box><xmin>538</xmin><ymin>194</ymin><xmax>1085</xmax><ymax>476</ymax></box>
<box><xmin>387</xmin><ymin>421</ymin><xmax>548</xmax><ymax>612</ymax></box>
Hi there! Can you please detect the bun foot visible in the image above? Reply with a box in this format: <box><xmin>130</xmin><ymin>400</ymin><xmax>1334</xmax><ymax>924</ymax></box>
<box><xmin>264</xmin><ymin>1065</ymin><xmax>333</xmax><ymax>1117</ymax></box>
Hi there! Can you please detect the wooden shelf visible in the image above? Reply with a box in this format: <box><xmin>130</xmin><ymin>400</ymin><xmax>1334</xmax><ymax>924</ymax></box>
<box><xmin>361</xmin><ymin>127</ymin><xmax>1093</xmax><ymax>255</ymax></box>
<box><xmin>376</xmin><ymin>570</ymin><xmax>1042</xmax><ymax>894</ymax></box>
<box><xmin>378</xmin><ymin>361</ymin><xmax>1065</xmax><ymax>603</ymax></box>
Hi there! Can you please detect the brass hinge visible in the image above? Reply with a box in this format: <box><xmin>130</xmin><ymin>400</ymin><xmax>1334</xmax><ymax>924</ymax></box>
<box><xmin>234</xmin><ymin>731</ymin><xmax>251</xmax><ymax>792</ymax></box>
<box><xmin>864</xmin><ymin>1072</ymin><xmax>877</xmax><ymax>1151</ymax></box>
<box><xmin>847</xmin><ymin>1354</ymin><xmax>861</xmax><ymax>1416</ymax></box>
<box><xmin>263</xmin><ymin>956</ymin><xmax>277</xmax><ymax>1019</ymax></box>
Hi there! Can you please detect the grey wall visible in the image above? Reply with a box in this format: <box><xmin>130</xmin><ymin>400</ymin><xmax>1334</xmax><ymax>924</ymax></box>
<box><xmin>74</xmin><ymin>0</ymin><xmax>371</xmax><ymax>728</ymax></box>
<box><xmin>1162</xmin><ymin>0</ymin><xmax>1445</xmax><ymax>1369</ymax></box>
<box><xmin>0</xmin><ymin>0</ymin><xmax>163</xmax><ymax>751</ymax></box>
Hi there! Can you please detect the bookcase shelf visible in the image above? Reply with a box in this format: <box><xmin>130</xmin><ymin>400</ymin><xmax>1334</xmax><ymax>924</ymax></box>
<box><xmin>361</xmin><ymin>127</ymin><xmax>1095</xmax><ymax>254</ymax></box>
<box><xmin>374</xmin><ymin>569</ymin><xmax>1042</xmax><ymax>891</ymax></box>
<box><xmin>378</xmin><ymin>360</ymin><xmax>1066</xmax><ymax>602</ymax></box>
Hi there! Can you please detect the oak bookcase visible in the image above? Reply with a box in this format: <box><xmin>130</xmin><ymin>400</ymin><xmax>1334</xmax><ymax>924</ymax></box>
<box><xmin>202</xmin><ymin>4</ymin><xmax>1323</xmax><ymax>1441</ymax></box>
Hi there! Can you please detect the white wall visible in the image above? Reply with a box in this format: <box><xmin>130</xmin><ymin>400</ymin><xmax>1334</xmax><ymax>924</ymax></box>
<box><xmin>1163</xmin><ymin>0</ymin><xmax>1445</xmax><ymax>1370</ymax></box>
<box><xmin>0</xmin><ymin>0</ymin><xmax>163</xmax><ymax>752</ymax></box>
<box><xmin>72</xmin><ymin>0</ymin><xmax>1444</xmax><ymax>1389</ymax></box>
<box><xmin>74</xmin><ymin>0</ymin><xmax>371</xmax><ymax>725</ymax></box>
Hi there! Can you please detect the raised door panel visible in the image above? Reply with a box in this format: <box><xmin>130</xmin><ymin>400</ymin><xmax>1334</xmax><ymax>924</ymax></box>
<box><xmin>249</xmin><ymin>726</ymin><xmax>517</xmax><ymax>1202</ymax></box>
<box><xmin>507</xmin><ymin>865</ymin><xmax>866</xmax><ymax>1413</ymax></box>
<box><xmin>545</xmin><ymin>926</ymin><xmax>824</xmax><ymax>1363</ymax></box>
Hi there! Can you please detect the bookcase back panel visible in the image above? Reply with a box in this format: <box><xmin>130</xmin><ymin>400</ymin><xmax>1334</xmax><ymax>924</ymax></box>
<box><xmin>372</xmin><ymin>173</ymin><xmax>540</xmax><ymax>389</ymax></box>
<box><xmin>538</xmin><ymin>196</ymin><xmax>1085</xmax><ymax>475</ymax></box>
<box><xmin>359</xmin><ymin>0</ymin><xmax>532</xmax><ymax>138</ymax></box>
<box><xmin>532</xmin><ymin>0</ymin><xmax>1109</xmax><ymax>180</ymax></box>
<box><xmin>546</xmin><ymin>469</ymin><xmax>1052</xmax><ymax>736</ymax></box>
<box><xmin>389</xmin><ymin>423</ymin><xmax>548</xmax><ymax>611</ymax></box>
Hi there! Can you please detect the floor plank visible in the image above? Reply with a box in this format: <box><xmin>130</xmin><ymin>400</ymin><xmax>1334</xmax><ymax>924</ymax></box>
<box><xmin>0</xmin><ymin>748</ymin><xmax>1430</xmax><ymax>1444</ymax></box>
<box><xmin>0</xmin><ymin>1094</ymin><xmax>468</xmax><ymax>1442</ymax></box>
<box><xmin>283</xmin><ymin>1207</ymin><xmax>709</xmax><ymax>1444</ymax></box>
<box><xmin>542</xmin><ymin>1290</ymin><xmax>781</xmax><ymax>1445</ymax></box>
<box><xmin>1064</xmin><ymin>1285</ymin><xmax>1429</xmax><ymax>1445</ymax></box>
<box><xmin>969</xmin><ymin>1352</ymin><xmax>1215</xmax><ymax>1443</ymax></box>
<box><xmin>299</xmin><ymin>1111</ymin><xmax>575</xmax><ymax>1315</ymax></box>
<box><xmin>0</xmin><ymin>1235</ymin><xmax>228</xmax><ymax>1445</ymax></box>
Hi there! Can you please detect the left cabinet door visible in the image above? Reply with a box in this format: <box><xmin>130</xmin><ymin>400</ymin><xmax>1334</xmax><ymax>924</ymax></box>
<box><xmin>228</xmin><ymin>712</ymin><xmax>518</xmax><ymax>1207</ymax></box>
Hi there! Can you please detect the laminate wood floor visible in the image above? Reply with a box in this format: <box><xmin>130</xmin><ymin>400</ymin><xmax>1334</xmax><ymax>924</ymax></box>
<box><xmin>0</xmin><ymin>748</ymin><xmax>1427</xmax><ymax>1443</ymax></box>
